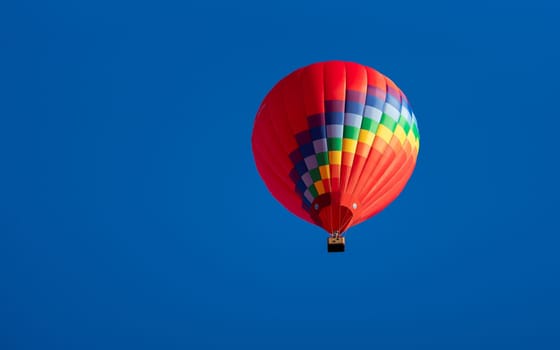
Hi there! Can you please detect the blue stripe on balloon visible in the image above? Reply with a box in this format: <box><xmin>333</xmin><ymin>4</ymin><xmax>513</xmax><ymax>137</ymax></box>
<box><xmin>365</xmin><ymin>94</ymin><xmax>384</xmax><ymax>110</ymax></box>
<box><xmin>295</xmin><ymin>161</ymin><xmax>308</xmax><ymax>176</ymax></box>
<box><xmin>325</xmin><ymin>112</ymin><xmax>344</xmax><ymax>125</ymax></box>
<box><xmin>386</xmin><ymin>93</ymin><xmax>401</xmax><ymax>111</ymax></box>
<box><xmin>345</xmin><ymin>100</ymin><xmax>364</xmax><ymax>115</ymax></box>
<box><xmin>310</xmin><ymin>126</ymin><xmax>326</xmax><ymax>141</ymax></box>
<box><xmin>299</xmin><ymin>143</ymin><xmax>315</xmax><ymax>158</ymax></box>
<box><xmin>295</xmin><ymin>179</ymin><xmax>307</xmax><ymax>194</ymax></box>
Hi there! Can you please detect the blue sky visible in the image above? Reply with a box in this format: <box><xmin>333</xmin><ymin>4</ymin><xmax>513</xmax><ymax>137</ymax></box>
<box><xmin>2</xmin><ymin>1</ymin><xmax>560</xmax><ymax>349</ymax></box>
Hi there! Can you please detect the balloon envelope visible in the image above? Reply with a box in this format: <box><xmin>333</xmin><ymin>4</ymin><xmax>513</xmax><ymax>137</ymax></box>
<box><xmin>252</xmin><ymin>61</ymin><xmax>419</xmax><ymax>235</ymax></box>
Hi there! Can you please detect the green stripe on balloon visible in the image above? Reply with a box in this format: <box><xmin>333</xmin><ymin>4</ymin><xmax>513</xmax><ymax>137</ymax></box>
<box><xmin>412</xmin><ymin>122</ymin><xmax>420</xmax><ymax>139</ymax></box>
<box><xmin>308</xmin><ymin>185</ymin><xmax>318</xmax><ymax>198</ymax></box>
<box><xmin>316</xmin><ymin>152</ymin><xmax>329</xmax><ymax>166</ymax></box>
<box><xmin>327</xmin><ymin>138</ymin><xmax>342</xmax><ymax>150</ymax></box>
<box><xmin>398</xmin><ymin>117</ymin><xmax>411</xmax><ymax>134</ymax></box>
<box><xmin>310</xmin><ymin>168</ymin><xmax>321</xmax><ymax>182</ymax></box>
<box><xmin>380</xmin><ymin>113</ymin><xmax>397</xmax><ymax>132</ymax></box>
<box><xmin>343</xmin><ymin>126</ymin><xmax>360</xmax><ymax>140</ymax></box>
<box><xmin>361</xmin><ymin>117</ymin><xmax>378</xmax><ymax>132</ymax></box>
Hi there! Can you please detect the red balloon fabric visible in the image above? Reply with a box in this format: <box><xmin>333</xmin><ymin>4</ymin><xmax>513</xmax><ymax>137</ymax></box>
<box><xmin>252</xmin><ymin>61</ymin><xmax>420</xmax><ymax>235</ymax></box>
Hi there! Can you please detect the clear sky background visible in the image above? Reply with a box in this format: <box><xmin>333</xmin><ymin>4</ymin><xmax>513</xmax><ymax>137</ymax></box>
<box><xmin>2</xmin><ymin>1</ymin><xmax>560</xmax><ymax>349</ymax></box>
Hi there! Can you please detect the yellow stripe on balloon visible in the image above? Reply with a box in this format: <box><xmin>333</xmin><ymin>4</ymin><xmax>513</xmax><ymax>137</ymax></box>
<box><xmin>394</xmin><ymin>125</ymin><xmax>407</xmax><ymax>145</ymax></box>
<box><xmin>376</xmin><ymin>124</ymin><xmax>393</xmax><ymax>144</ymax></box>
<box><xmin>342</xmin><ymin>139</ymin><xmax>357</xmax><ymax>153</ymax></box>
<box><xmin>319</xmin><ymin>165</ymin><xmax>331</xmax><ymax>179</ymax></box>
<box><xmin>406</xmin><ymin>131</ymin><xmax>416</xmax><ymax>148</ymax></box>
<box><xmin>329</xmin><ymin>151</ymin><xmax>342</xmax><ymax>165</ymax></box>
<box><xmin>358</xmin><ymin>129</ymin><xmax>375</xmax><ymax>146</ymax></box>
<box><xmin>314</xmin><ymin>180</ymin><xmax>325</xmax><ymax>195</ymax></box>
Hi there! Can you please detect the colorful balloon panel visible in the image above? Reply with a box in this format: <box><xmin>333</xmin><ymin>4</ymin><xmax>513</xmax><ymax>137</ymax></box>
<box><xmin>252</xmin><ymin>61</ymin><xmax>419</xmax><ymax>235</ymax></box>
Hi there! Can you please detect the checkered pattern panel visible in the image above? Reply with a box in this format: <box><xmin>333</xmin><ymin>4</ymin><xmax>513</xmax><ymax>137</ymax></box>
<box><xmin>289</xmin><ymin>87</ymin><xmax>420</xmax><ymax>211</ymax></box>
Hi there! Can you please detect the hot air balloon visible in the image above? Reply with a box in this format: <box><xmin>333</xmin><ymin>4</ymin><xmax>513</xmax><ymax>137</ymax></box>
<box><xmin>251</xmin><ymin>61</ymin><xmax>419</xmax><ymax>252</ymax></box>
